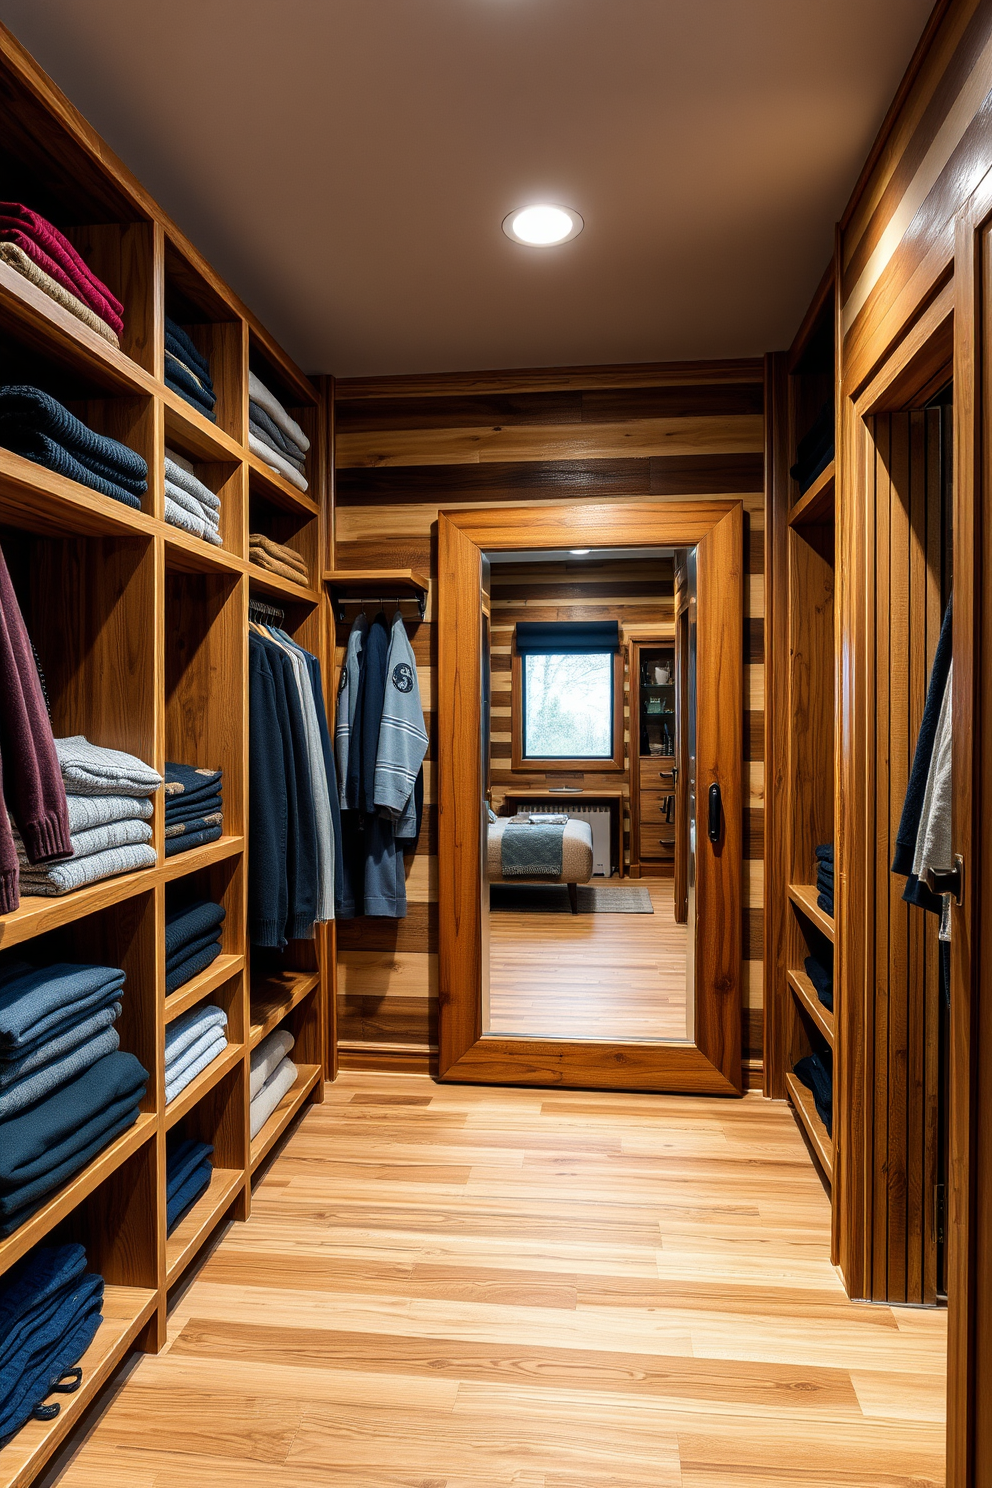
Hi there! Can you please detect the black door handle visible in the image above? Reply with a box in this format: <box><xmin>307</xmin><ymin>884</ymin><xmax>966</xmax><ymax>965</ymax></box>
<box><xmin>708</xmin><ymin>783</ymin><xmax>721</xmax><ymax>843</ymax></box>
<box><xmin>925</xmin><ymin>854</ymin><xmax>964</xmax><ymax>905</ymax></box>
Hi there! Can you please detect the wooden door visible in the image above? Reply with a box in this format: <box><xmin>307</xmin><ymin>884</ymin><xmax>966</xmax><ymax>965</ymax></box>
<box><xmin>674</xmin><ymin>604</ymin><xmax>690</xmax><ymax>923</ymax></box>
<box><xmin>438</xmin><ymin>501</ymin><xmax>743</xmax><ymax>1094</ymax></box>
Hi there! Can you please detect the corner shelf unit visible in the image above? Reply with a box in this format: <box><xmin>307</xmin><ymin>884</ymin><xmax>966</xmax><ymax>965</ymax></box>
<box><xmin>768</xmin><ymin>262</ymin><xmax>838</xmax><ymax>1198</ymax></box>
<box><xmin>0</xmin><ymin>25</ymin><xmax>331</xmax><ymax>1488</ymax></box>
<box><xmin>325</xmin><ymin>567</ymin><xmax>430</xmax><ymax>622</ymax></box>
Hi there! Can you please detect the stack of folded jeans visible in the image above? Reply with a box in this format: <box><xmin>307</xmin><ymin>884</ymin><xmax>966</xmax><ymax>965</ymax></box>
<box><xmin>16</xmin><ymin>738</ymin><xmax>160</xmax><ymax>897</ymax></box>
<box><xmin>249</xmin><ymin>1027</ymin><xmax>297</xmax><ymax>1139</ymax></box>
<box><xmin>165</xmin><ymin>1136</ymin><xmax>213</xmax><ymax>1234</ymax></box>
<box><xmin>0</xmin><ymin>203</ymin><xmax>124</xmax><ymax>347</ymax></box>
<box><xmin>0</xmin><ymin>387</ymin><xmax>147</xmax><ymax>510</ymax></box>
<box><xmin>164</xmin><ymin>317</ymin><xmax>216</xmax><ymax>422</ymax></box>
<box><xmin>0</xmin><ymin>961</ymin><xmax>125</xmax><ymax>1122</ymax></box>
<box><xmin>164</xmin><ymin>1004</ymin><xmax>227</xmax><ymax>1105</ymax></box>
<box><xmin>815</xmin><ymin>843</ymin><xmax>834</xmax><ymax>916</ymax></box>
<box><xmin>793</xmin><ymin>1049</ymin><xmax>833</xmax><ymax>1137</ymax></box>
<box><xmin>0</xmin><ymin>1244</ymin><xmax>104</xmax><ymax>1447</ymax></box>
<box><xmin>164</xmin><ymin>763</ymin><xmax>223</xmax><ymax>857</ymax></box>
<box><xmin>165</xmin><ymin>899</ymin><xmax>226</xmax><ymax>994</ymax></box>
<box><xmin>248</xmin><ymin>533</ymin><xmax>310</xmax><ymax>587</ymax></box>
<box><xmin>164</xmin><ymin>448</ymin><xmax>222</xmax><ymax>546</ymax></box>
<box><xmin>804</xmin><ymin>955</ymin><xmax>833</xmax><ymax>1013</ymax></box>
<box><xmin>0</xmin><ymin>1051</ymin><xmax>148</xmax><ymax>1236</ymax></box>
<box><xmin>248</xmin><ymin>371</ymin><xmax>309</xmax><ymax>492</ymax></box>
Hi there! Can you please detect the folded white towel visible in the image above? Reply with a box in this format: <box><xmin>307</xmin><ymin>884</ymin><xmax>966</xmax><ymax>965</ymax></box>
<box><xmin>248</xmin><ymin>431</ymin><xmax>308</xmax><ymax>493</ymax></box>
<box><xmin>247</xmin><ymin>371</ymin><xmax>310</xmax><ymax>453</ymax></box>
<box><xmin>250</xmin><ymin>1028</ymin><xmax>295</xmax><ymax>1101</ymax></box>
<box><xmin>249</xmin><ymin>1055</ymin><xmax>298</xmax><ymax>1139</ymax></box>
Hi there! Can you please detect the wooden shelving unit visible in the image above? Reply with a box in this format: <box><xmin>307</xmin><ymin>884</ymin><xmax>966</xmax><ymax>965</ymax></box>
<box><xmin>325</xmin><ymin>567</ymin><xmax>430</xmax><ymax>621</ymax></box>
<box><xmin>0</xmin><ymin>26</ymin><xmax>332</xmax><ymax>1486</ymax></box>
<box><xmin>768</xmin><ymin>264</ymin><xmax>838</xmax><ymax>1195</ymax></box>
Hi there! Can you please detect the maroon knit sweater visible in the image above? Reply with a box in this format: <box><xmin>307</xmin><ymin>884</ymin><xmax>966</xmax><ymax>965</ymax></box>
<box><xmin>0</xmin><ymin>544</ymin><xmax>72</xmax><ymax>913</ymax></box>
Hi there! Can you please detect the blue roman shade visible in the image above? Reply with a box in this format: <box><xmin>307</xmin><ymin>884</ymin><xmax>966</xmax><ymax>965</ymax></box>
<box><xmin>515</xmin><ymin>620</ymin><xmax>620</xmax><ymax>655</ymax></box>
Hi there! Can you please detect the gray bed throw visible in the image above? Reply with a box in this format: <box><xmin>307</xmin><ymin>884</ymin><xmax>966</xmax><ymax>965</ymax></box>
<box><xmin>501</xmin><ymin>821</ymin><xmax>566</xmax><ymax>878</ymax></box>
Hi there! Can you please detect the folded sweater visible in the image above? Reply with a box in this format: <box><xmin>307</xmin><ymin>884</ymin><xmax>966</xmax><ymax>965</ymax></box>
<box><xmin>248</xmin><ymin>430</ymin><xmax>308</xmax><ymax>492</ymax></box>
<box><xmin>164</xmin><ymin>940</ymin><xmax>222</xmax><ymax>995</ymax></box>
<box><xmin>0</xmin><ymin>240</ymin><xmax>120</xmax><ymax>346</ymax></box>
<box><xmin>247</xmin><ymin>371</ymin><xmax>310</xmax><ymax>452</ymax></box>
<box><xmin>165</xmin><ymin>352</ymin><xmax>216</xmax><ymax>416</ymax></box>
<box><xmin>16</xmin><ymin>813</ymin><xmax>151</xmax><ymax>870</ymax></box>
<box><xmin>0</xmin><ymin>387</ymin><xmax>146</xmax><ymax>488</ymax></box>
<box><xmin>0</xmin><ymin>204</ymin><xmax>123</xmax><ymax>335</ymax></box>
<box><xmin>164</xmin><ymin>761</ymin><xmax>223</xmax><ymax>802</ymax></box>
<box><xmin>0</xmin><ymin>1025</ymin><xmax>120</xmax><ymax>1121</ymax></box>
<box><xmin>164</xmin><ymin>823</ymin><xmax>222</xmax><ymax>858</ymax></box>
<box><xmin>165</xmin><ymin>493</ymin><xmax>223</xmax><ymax>546</ymax></box>
<box><xmin>18</xmin><ymin>841</ymin><xmax>157</xmax><ymax>896</ymax></box>
<box><xmin>167</xmin><ymin>1138</ymin><xmax>214</xmax><ymax>1197</ymax></box>
<box><xmin>249</xmin><ymin>547</ymin><xmax>310</xmax><ymax>587</ymax></box>
<box><xmin>0</xmin><ymin>1243</ymin><xmax>87</xmax><ymax>1352</ymax></box>
<box><xmin>164</xmin><ymin>450</ymin><xmax>221</xmax><ymax>510</ymax></box>
<box><xmin>250</xmin><ymin>1055</ymin><xmax>298</xmax><ymax>1139</ymax></box>
<box><xmin>166</xmin><ymin>1159</ymin><xmax>212</xmax><ymax>1233</ymax></box>
<box><xmin>0</xmin><ymin>1001</ymin><xmax>121</xmax><ymax>1089</ymax></box>
<box><xmin>165</xmin><ymin>792</ymin><xmax>222</xmax><ymax>825</ymax></box>
<box><xmin>165</xmin><ymin>897</ymin><xmax>226</xmax><ymax>956</ymax></box>
<box><xmin>249</xmin><ymin>401</ymin><xmax>306</xmax><ymax>465</ymax></box>
<box><xmin>250</xmin><ymin>420</ymin><xmax>305</xmax><ymax>475</ymax></box>
<box><xmin>165</xmin><ymin>1034</ymin><xmax>226</xmax><ymax>1105</ymax></box>
<box><xmin>248</xmin><ymin>532</ymin><xmax>308</xmax><ymax>577</ymax></box>
<box><xmin>163</xmin><ymin>473</ymin><xmax>219</xmax><ymax>527</ymax></box>
<box><xmin>165</xmin><ymin>1003</ymin><xmax>228</xmax><ymax>1067</ymax></box>
<box><xmin>54</xmin><ymin>736</ymin><xmax>161</xmax><ymax>797</ymax></box>
<box><xmin>165</xmin><ymin>812</ymin><xmax>223</xmax><ymax>841</ymax></box>
<box><xmin>250</xmin><ymin>1028</ymin><xmax>295</xmax><ymax>1100</ymax></box>
<box><xmin>0</xmin><ymin>1050</ymin><xmax>147</xmax><ymax>1204</ymax></box>
<box><xmin>164</xmin><ymin>318</ymin><xmax>211</xmax><ymax>382</ymax></box>
<box><xmin>0</xmin><ymin>962</ymin><xmax>125</xmax><ymax>1054</ymax></box>
<box><xmin>166</xmin><ymin>1022</ymin><xmax>226</xmax><ymax>1084</ymax></box>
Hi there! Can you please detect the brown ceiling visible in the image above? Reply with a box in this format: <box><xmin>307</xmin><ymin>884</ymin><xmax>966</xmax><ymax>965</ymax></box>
<box><xmin>0</xmin><ymin>0</ymin><xmax>934</xmax><ymax>377</ymax></box>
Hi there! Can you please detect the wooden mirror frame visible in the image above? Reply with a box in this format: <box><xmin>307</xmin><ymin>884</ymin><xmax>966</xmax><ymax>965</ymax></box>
<box><xmin>437</xmin><ymin>500</ymin><xmax>744</xmax><ymax>1093</ymax></box>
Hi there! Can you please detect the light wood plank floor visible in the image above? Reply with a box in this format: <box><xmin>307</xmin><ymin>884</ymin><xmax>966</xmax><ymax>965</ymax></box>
<box><xmin>488</xmin><ymin>881</ymin><xmax>690</xmax><ymax>1041</ymax></box>
<box><xmin>51</xmin><ymin>1072</ymin><xmax>946</xmax><ymax>1487</ymax></box>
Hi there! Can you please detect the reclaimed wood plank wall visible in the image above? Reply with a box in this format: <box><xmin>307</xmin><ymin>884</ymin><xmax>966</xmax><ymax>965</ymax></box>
<box><xmin>331</xmin><ymin>361</ymin><xmax>765</xmax><ymax>1076</ymax></box>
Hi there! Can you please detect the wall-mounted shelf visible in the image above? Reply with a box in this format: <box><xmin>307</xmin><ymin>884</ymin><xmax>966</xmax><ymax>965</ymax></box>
<box><xmin>324</xmin><ymin>568</ymin><xmax>430</xmax><ymax>622</ymax></box>
<box><xmin>789</xmin><ymin>460</ymin><xmax>835</xmax><ymax>526</ymax></box>
<box><xmin>788</xmin><ymin>883</ymin><xmax>835</xmax><ymax>943</ymax></box>
<box><xmin>785</xmin><ymin>1072</ymin><xmax>834</xmax><ymax>1181</ymax></box>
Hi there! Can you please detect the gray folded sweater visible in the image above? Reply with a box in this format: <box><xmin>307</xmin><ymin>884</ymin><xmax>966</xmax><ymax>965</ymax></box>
<box><xmin>19</xmin><ymin>842</ymin><xmax>156</xmax><ymax>896</ymax></box>
<box><xmin>54</xmin><ymin>737</ymin><xmax>161</xmax><ymax>797</ymax></box>
<box><xmin>16</xmin><ymin>815</ymin><xmax>151</xmax><ymax>870</ymax></box>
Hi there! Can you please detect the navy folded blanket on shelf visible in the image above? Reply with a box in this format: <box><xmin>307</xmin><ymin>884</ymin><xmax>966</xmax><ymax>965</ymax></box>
<box><xmin>165</xmin><ymin>899</ymin><xmax>225</xmax><ymax>958</ymax></box>
<box><xmin>0</xmin><ymin>1051</ymin><xmax>147</xmax><ymax>1234</ymax></box>
<box><xmin>0</xmin><ymin>385</ymin><xmax>147</xmax><ymax>509</ymax></box>
<box><xmin>794</xmin><ymin>1051</ymin><xmax>833</xmax><ymax>1136</ymax></box>
<box><xmin>166</xmin><ymin>1137</ymin><xmax>213</xmax><ymax>1232</ymax></box>
<box><xmin>0</xmin><ymin>962</ymin><xmax>125</xmax><ymax>1055</ymax></box>
<box><xmin>804</xmin><ymin>955</ymin><xmax>833</xmax><ymax>1013</ymax></box>
<box><xmin>164</xmin><ymin>823</ymin><xmax>222</xmax><ymax>858</ymax></box>
<box><xmin>0</xmin><ymin>1243</ymin><xmax>104</xmax><ymax>1447</ymax></box>
<box><xmin>164</xmin><ymin>318</ymin><xmax>212</xmax><ymax>382</ymax></box>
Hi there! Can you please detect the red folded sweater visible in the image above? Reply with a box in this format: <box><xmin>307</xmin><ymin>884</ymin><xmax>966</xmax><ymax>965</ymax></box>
<box><xmin>0</xmin><ymin>544</ymin><xmax>73</xmax><ymax>913</ymax></box>
<box><xmin>0</xmin><ymin>203</ymin><xmax>124</xmax><ymax>336</ymax></box>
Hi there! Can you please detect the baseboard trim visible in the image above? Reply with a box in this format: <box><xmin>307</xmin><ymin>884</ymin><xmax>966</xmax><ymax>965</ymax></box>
<box><xmin>337</xmin><ymin>1044</ymin><xmax>438</xmax><ymax>1075</ymax></box>
<box><xmin>743</xmin><ymin>1057</ymin><xmax>764</xmax><ymax>1093</ymax></box>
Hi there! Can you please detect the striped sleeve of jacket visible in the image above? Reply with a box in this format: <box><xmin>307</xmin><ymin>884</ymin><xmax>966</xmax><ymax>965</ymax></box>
<box><xmin>374</xmin><ymin>614</ymin><xmax>428</xmax><ymax>834</ymax></box>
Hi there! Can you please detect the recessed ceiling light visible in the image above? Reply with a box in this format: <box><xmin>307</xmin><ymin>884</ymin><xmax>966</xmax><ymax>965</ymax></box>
<box><xmin>502</xmin><ymin>204</ymin><xmax>583</xmax><ymax>247</ymax></box>
<box><xmin>569</xmin><ymin>548</ymin><xmax>591</xmax><ymax>555</ymax></box>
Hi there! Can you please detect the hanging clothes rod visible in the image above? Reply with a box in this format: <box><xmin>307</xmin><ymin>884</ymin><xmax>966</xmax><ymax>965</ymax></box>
<box><xmin>248</xmin><ymin>597</ymin><xmax>285</xmax><ymax>624</ymax></box>
<box><xmin>331</xmin><ymin>591</ymin><xmax>428</xmax><ymax>622</ymax></box>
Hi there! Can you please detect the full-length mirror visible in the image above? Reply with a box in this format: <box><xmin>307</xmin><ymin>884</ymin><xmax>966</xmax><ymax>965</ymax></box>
<box><xmin>481</xmin><ymin>546</ymin><xmax>697</xmax><ymax>1044</ymax></box>
<box><xmin>438</xmin><ymin>500</ymin><xmax>743</xmax><ymax>1094</ymax></box>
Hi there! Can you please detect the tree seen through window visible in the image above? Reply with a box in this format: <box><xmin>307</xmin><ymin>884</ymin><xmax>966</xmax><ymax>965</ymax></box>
<box><xmin>522</xmin><ymin>652</ymin><xmax>613</xmax><ymax>758</ymax></box>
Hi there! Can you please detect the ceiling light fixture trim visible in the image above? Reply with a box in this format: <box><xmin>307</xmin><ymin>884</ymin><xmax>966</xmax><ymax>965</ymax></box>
<box><xmin>502</xmin><ymin>204</ymin><xmax>584</xmax><ymax>247</ymax></box>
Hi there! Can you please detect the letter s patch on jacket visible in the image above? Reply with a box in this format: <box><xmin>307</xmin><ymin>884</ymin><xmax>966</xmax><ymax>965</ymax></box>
<box><xmin>391</xmin><ymin>662</ymin><xmax>414</xmax><ymax>693</ymax></box>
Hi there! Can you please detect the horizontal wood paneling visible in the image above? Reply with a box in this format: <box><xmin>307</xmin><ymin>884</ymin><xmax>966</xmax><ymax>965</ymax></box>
<box><xmin>334</xmin><ymin>364</ymin><xmax>764</xmax><ymax>1071</ymax></box>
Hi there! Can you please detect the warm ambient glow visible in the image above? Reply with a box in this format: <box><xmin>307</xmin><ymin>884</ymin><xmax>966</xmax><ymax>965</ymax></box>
<box><xmin>502</xmin><ymin>204</ymin><xmax>583</xmax><ymax>246</ymax></box>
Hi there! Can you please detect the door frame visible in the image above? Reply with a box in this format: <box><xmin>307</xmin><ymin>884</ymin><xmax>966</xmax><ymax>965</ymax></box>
<box><xmin>437</xmin><ymin>499</ymin><xmax>744</xmax><ymax>1094</ymax></box>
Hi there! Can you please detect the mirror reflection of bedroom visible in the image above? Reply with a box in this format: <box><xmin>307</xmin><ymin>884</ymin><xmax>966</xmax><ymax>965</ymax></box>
<box><xmin>482</xmin><ymin>546</ymin><xmax>695</xmax><ymax>1043</ymax></box>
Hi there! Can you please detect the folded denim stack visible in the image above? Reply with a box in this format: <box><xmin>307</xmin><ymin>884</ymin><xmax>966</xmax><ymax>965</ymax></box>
<box><xmin>814</xmin><ymin>843</ymin><xmax>834</xmax><ymax>916</ymax></box>
<box><xmin>165</xmin><ymin>1136</ymin><xmax>213</xmax><ymax>1234</ymax></box>
<box><xmin>164</xmin><ymin>1004</ymin><xmax>227</xmax><ymax>1106</ymax></box>
<box><xmin>804</xmin><ymin>955</ymin><xmax>833</xmax><ymax>1013</ymax></box>
<box><xmin>0</xmin><ymin>387</ymin><xmax>148</xmax><ymax>510</ymax></box>
<box><xmin>165</xmin><ymin>899</ymin><xmax>226</xmax><ymax>994</ymax></box>
<box><xmin>249</xmin><ymin>1027</ymin><xmax>297</xmax><ymax>1139</ymax></box>
<box><xmin>164</xmin><ymin>447</ymin><xmax>222</xmax><ymax>547</ymax></box>
<box><xmin>0</xmin><ymin>202</ymin><xmax>124</xmax><ymax>347</ymax></box>
<box><xmin>16</xmin><ymin>738</ymin><xmax>160</xmax><ymax>898</ymax></box>
<box><xmin>164</xmin><ymin>317</ymin><xmax>216</xmax><ymax>422</ymax></box>
<box><xmin>0</xmin><ymin>961</ymin><xmax>125</xmax><ymax>1123</ymax></box>
<box><xmin>248</xmin><ymin>533</ymin><xmax>310</xmax><ymax>587</ymax></box>
<box><xmin>793</xmin><ymin>1049</ymin><xmax>833</xmax><ymax>1137</ymax></box>
<box><xmin>248</xmin><ymin>371</ymin><xmax>309</xmax><ymax>492</ymax></box>
<box><xmin>0</xmin><ymin>1244</ymin><xmax>104</xmax><ymax>1447</ymax></box>
<box><xmin>0</xmin><ymin>1051</ymin><xmax>147</xmax><ymax>1237</ymax></box>
<box><xmin>164</xmin><ymin>763</ymin><xmax>223</xmax><ymax>858</ymax></box>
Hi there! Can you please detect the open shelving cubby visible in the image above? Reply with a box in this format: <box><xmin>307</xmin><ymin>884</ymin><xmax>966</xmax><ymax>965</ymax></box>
<box><xmin>0</xmin><ymin>26</ymin><xmax>331</xmax><ymax>1486</ymax></box>
<box><xmin>779</xmin><ymin>263</ymin><xmax>837</xmax><ymax>1187</ymax></box>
